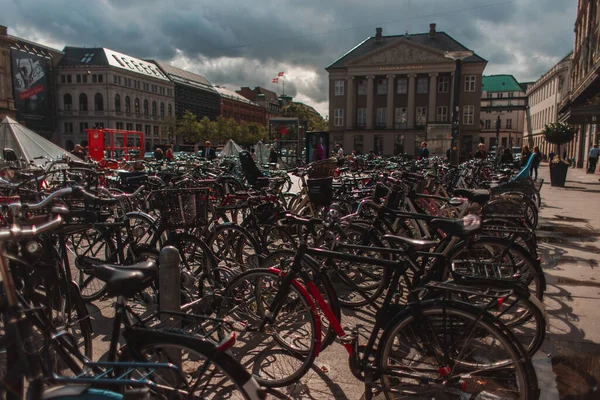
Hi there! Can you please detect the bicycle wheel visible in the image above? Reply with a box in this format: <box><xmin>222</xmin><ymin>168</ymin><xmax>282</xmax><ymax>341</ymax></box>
<box><xmin>262</xmin><ymin>225</ymin><xmax>296</xmax><ymax>253</ymax></box>
<box><xmin>378</xmin><ymin>300</ymin><xmax>537</xmax><ymax>400</ymax></box>
<box><xmin>260</xmin><ymin>250</ymin><xmax>342</xmax><ymax>351</ymax></box>
<box><xmin>217</xmin><ymin>268</ymin><xmax>318</xmax><ymax>387</ymax></box>
<box><xmin>120</xmin><ymin>328</ymin><xmax>265</xmax><ymax>399</ymax></box>
<box><xmin>207</xmin><ymin>224</ymin><xmax>262</xmax><ymax>275</ymax></box>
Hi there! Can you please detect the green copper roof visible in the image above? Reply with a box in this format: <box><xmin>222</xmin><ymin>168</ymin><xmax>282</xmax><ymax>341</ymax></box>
<box><xmin>482</xmin><ymin>75</ymin><xmax>523</xmax><ymax>93</ymax></box>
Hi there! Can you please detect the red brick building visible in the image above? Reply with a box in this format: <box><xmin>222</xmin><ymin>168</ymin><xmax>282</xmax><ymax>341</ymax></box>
<box><xmin>215</xmin><ymin>86</ymin><xmax>266</xmax><ymax>125</ymax></box>
<box><xmin>237</xmin><ymin>86</ymin><xmax>283</xmax><ymax>121</ymax></box>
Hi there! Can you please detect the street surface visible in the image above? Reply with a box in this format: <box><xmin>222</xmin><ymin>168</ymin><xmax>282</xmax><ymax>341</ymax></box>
<box><xmin>85</xmin><ymin>163</ymin><xmax>600</xmax><ymax>399</ymax></box>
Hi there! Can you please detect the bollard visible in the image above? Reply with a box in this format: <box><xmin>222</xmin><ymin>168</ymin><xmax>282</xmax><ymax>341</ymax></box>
<box><xmin>158</xmin><ymin>245</ymin><xmax>181</xmax><ymax>370</ymax></box>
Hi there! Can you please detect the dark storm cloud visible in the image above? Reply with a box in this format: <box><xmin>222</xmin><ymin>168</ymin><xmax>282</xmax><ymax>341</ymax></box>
<box><xmin>1</xmin><ymin>0</ymin><xmax>577</xmax><ymax>111</ymax></box>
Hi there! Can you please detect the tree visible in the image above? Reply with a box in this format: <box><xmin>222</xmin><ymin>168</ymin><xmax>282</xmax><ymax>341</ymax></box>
<box><xmin>197</xmin><ymin>116</ymin><xmax>217</xmax><ymax>144</ymax></box>
<box><xmin>282</xmin><ymin>102</ymin><xmax>328</xmax><ymax>132</ymax></box>
<box><xmin>543</xmin><ymin>122</ymin><xmax>576</xmax><ymax>160</ymax></box>
<box><xmin>159</xmin><ymin>114</ymin><xmax>177</xmax><ymax>141</ymax></box>
<box><xmin>176</xmin><ymin>110</ymin><xmax>201</xmax><ymax>143</ymax></box>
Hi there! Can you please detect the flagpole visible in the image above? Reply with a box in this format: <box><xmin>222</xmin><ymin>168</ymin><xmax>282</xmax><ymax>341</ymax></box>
<box><xmin>282</xmin><ymin>79</ymin><xmax>285</xmax><ymax>96</ymax></box>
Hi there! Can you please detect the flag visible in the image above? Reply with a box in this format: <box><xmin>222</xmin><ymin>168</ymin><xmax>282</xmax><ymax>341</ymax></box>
<box><xmin>278</xmin><ymin>72</ymin><xmax>284</xmax><ymax>77</ymax></box>
<box><xmin>272</xmin><ymin>78</ymin><xmax>279</xmax><ymax>83</ymax></box>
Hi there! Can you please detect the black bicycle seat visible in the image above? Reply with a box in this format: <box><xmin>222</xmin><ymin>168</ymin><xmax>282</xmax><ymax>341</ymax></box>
<box><xmin>382</xmin><ymin>235</ymin><xmax>438</xmax><ymax>251</ymax></box>
<box><xmin>429</xmin><ymin>218</ymin><xmax>481</xmax><ymax>238</ymax></box>
<box><xmin>76</xmin><ymin>258</ymin><xmax>157</xmax><ymax>298</ymax></box>
<box><xmin>452</xmin><ymin>189</ymin><xmax>490</xmax><ymax>205</ymax></box>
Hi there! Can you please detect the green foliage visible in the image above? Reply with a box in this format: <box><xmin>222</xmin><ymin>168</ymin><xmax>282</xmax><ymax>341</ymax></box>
<box><xmin>175</xmin><ymin>110</ymin><xmax>201</xmax><ymax>143</ymax></box>
<box><xmin>543</xmin><ymin>122</ymin><xmax>576</xmax><ymax>145</ymax></box>
<box><xmin>282</xmin><ymin>102</ymin><xmax>328</xmax><ymax>132</ymax></box>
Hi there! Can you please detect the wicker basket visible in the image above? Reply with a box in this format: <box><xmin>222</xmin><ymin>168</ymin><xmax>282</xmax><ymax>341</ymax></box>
<box><xmin>308</xmin><ymin>158</ymin><xmax>338</xmax><ymax>179</ymax></box>
<box><xmin>150</xmin><ymin>188</ymin><xmax>209</xmax><ymax>229</ymax></box>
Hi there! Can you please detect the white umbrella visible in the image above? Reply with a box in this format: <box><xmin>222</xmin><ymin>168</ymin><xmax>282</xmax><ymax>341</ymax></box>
<box><xmin>219</xmin><ymin>139</ymin><xmax>242</xmax><ymax>157</ymax></box>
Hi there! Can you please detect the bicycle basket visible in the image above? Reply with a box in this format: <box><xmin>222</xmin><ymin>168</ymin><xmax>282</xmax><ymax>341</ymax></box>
<box><xmin>150</xmin><ymin>188</ymin><xmax>209</xmax><ymax>229</ymax></box>
<box><xmin>373</xmin><ymin>183</ymin><xmax>389</xmax><ymax>200</ymax></box>
<box><xmin>308</xmin><ymin>158</ymin><xmax>338</xmax><ymax>179</ymax></box>
<box><xmin>307</xmin><ymin>177</ymin><xmax>333</xmax><ymax>206</ymax></box>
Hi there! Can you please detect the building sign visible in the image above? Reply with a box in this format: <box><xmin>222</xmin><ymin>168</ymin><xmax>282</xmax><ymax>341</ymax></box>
<box><xmin>379</xmin><ymin>65</ymin><xmax>424</xmax><ymax>71</ymax></box>
<box><xmin>11</xmin><ymin>48</ymin><xmax>53</xmax><ymax>135</ymax></box>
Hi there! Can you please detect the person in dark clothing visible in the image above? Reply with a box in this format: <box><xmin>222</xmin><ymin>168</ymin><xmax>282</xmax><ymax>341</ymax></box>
<box><xmin>367</xmin><ymin>149</ymin><xmax>375</xmax><ymax>160</ymax></box>
<box><xmin>154</xmin><ymin>148</ymin><xmax>163</xmax><ymax>161</ymax></box>
<box><xmin>521</xmin><ymin>145</ymin><xmax>532</xmax><ymax>167</ymax></box>
<box><xmin>269</xmin><ymin>146</ymin><xmax>278</xmax><ymax>164</ymax></box>
<box><xmin>200</xmin><ymin>141</ymin><xmax>216</xmax><ymax>160</ymax></box>
<box><xmin>530</xmin><ymin>146</ymin><xmax>541</xmax><ymax>180</ymax></box>
<box><xmin>71</xmin><ymin>144</ymin><xmax>86</xmax><ymax>160</ymax></box>
<box><xmin>500</xmin><ymin>148</ymin><xmax>514</xmax><ymax>164</ymax></box>
<box><xmin>419</xmin><ymin>142</ymin><xmax>429</xmax><ymax>159</ymax></box>
<box><xmin>473</xmin><ymin>143</ymin><xmax>487</xmax><ymax>159</ymax></box>
<box><xmin>165</xmin><ymin>146</ymin><xmax>173</xmax><ymax>161</ymax></box>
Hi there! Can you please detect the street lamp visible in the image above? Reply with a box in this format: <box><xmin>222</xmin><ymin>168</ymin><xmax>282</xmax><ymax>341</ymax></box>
<box><xmin>444</xmin><ymin>50</ymin><xmax>474</xmax><ymax>165</ymax></box>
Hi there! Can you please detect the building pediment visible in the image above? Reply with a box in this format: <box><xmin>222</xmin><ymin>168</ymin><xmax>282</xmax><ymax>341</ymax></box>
<box><xmin>348</xmin><ymin>39</ymin><xmax>448</xmax><ymax>67</ymax></box>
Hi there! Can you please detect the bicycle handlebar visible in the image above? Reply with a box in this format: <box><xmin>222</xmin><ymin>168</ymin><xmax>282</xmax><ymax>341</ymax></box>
<box><xmin>0</xmin><ymin>216</ymin><xmax>63</xmax><ymax>241</ymax></box>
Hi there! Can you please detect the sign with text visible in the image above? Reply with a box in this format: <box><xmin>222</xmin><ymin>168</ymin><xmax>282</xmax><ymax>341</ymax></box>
<box><xmin>11</xmin><ymin>48</ymin><xmax>53</xmax><ymax>135</ymax></box>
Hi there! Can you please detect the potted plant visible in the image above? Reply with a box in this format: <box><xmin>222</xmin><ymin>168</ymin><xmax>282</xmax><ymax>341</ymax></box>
<box><xmin>543</xmin><ymin>122</ymin><xmax>576</xmax><ymax>187</ymax></box>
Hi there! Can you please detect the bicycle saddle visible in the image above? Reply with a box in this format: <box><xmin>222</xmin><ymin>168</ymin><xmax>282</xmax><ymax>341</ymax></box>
<box><xmin>452</xmin><ymin>189</ymin><xmax>490</xmax><ymax>205</ymax></box>
<box><xmin>382</xmin><ymin>235</ymin><xmax>438</xmax><ymax>251</ymax></box>
<box><xmin>76</xmin><ymin>257</ymin><xmax>157</xmax><ymax>298</ymax></box>
<box><xmin>429</xmin><ymin>218</ymin><xmax>482</xmax><ymax>238</ymax></box>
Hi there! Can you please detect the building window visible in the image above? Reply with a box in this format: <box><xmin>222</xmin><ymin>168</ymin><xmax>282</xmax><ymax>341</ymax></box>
<box><xmin>397</xmin><ymin>78</ymin><xmax>408</xmax><ymax>94</ymax></box>
<box><xmin>168</xmin><ymin>104</ymin><xmax>172</xmax><ymax>115</ymax></box>
<box><xmin>436</xmin><ymin>106</ymin><xmax>448</xmax><ymax>122</ymax></box>
<box><xmin>113</xmin><ymin>75</ymin><xmax>117</xmax><ymax>84</ymax></box>
<box><xmin>135</xmin><ymin>124</ymin><xmax>142</xmax><ymax>132</ymax></box>
<box><xmin>376</xmin><ymin>108</ymin><xmax>387</xmax><ymax>127</ymax></box>
<box><xmin>92</xmin><ymin>74</ymin><xmax>97</xmax><ymax>83</ymax></box>
<box><xmin>76</xmin><ymin>74</ymin><xmax>81</xmax><ymax>83</ymax></box>
<box><xmin>125</xmin><ymin>96</ymin><xmax>131</xmax><ymax>113</ymax></box>
<box><xmin>154</xmin><ymin>126</ymin><xmax>159</xmax><ymax>137</ymax></box>
<box><xmin>79</xmin><ymin>93</ymin><xmax>88</xmax><ymax>111</ymax></box>
<box><xmin>374</xmin><ymin>135</ymin><xmax>384</xmax><ymax>155</ymax></box>
<box><xmin>134</xmin><ymin>98</ymin><xmax>140</xmax><ymax>114</ymax></box>
<box><xmin>484</xmin><ymin>119</ymin><xmax>491</xmax><ymax>129</ymax></box>
<box><xmin>98</xmin><ymin>74</ymin><xmax>103</xmax><ymax>83</ymax></box>
<box><xmin>66</xmin><ymin>75</ymin><xmax>72</xmax><ymax>83</ymax></box>
<box><xmin>114</xmin><ymin>94</ymin><xmax>121</xmax><ymax>112</ymax></box>
<box><xmin>160</xmin><ymin>103</ymin><xmax>165</xmax><ymax>117</ymax></box>
<box><xmin>506</xmin><ymin>118</ymin><xmax>513</xmax><ymax>129</ymax></box>
<box><xmin>143</xmin><ymin>100</ymin><xmax>149</xmax><ymax>116</ymax></box>
<box><xmin>357</xmin><ymin>80</ymin><xmax>367</xmax><ymax>95</ymax></box>
<box><xmin>354</xmin><ymin>135</ymin><xmax>364</xmax><ymax>154</ymax></box>
<box><xmin>82</xmin><ymin>74</ymin><xmax>87</xmax><ymax>83</ymax></box>
<box><xmin>377</xmin><ymin>79</ymin><xmax>387</xmax><ymax>95</ymax></box>
<box><xmin>126</xmin><ymin>123</ymin><xmax>133</xmax><ymax>131</ymax></box>
<box><xmin>438</xmin><ymin>76</ymin><xmax>449</xmax><ymax>93</ymax></box>
<box><xmin>497</xmin><ymin>93</ymin><xmax>503</xmax><ymax>98</ymax></box>
<box><xmin>61</xmin><ymin>75</ymin><xmax>66</xmax><ymax>84</ymax></box>
<box><xmin>79</xmin><ymin>122</ymin><xmax>88</xmax><ymax>132</ymax></box>
<box><xmin>118</xmin><ymin>76</ymin><xmax>122</xmax><ymax>85</ymax></box>
<box><xmin>416</xmin><ymin>106</ymin><xmax>427</xmax><ymax>126</ymax></box>
<box><xmin>145</xmin><ymin>125</ymin><xmax>151</xmax><ymax>137</ymax></box>
<box><xmin>465</xmin><ymin>75</ymin><xmax>476</xmax><ymax>92</ymax></box>
<box><xmin>356</xmin><ymin>108</ymin><xmax>367</xmax><ymax>127</ymax></box>
<box><xmin>395</xmin><ymin>107</ymin><xmax>407</xmax><ymax>129</ymax></box>
<box><xmin>64</xmin><ymin>122</ymin><xmax>73</xmax><ymax>133</ymax></box>
<box><xmin>334</xmin><ymin>80</ymin><xmax>344</xmax><ymax>96</ymax></box>
<box><xmin>463</xmin><ymin>105</ymin><xmax>474</xmax><ymax>125</ymax></box>
<box><xmin>334</xmin><ymin>109</ymin><xmax>344</xmax><ymax>126</ymax></box>
<box><xmin>486</xmin><ymin>92</ymin><xmax>493</xmax><ymax>99</ymax></box>
<box><xmin>116</xmin><ymin>122</ymin><xmax>124</xmax><ymax>130</ymax></box>
<box><xmin>94</xmin><ymin>93</ymin><xmax>103</xmax><ymax>111</ymax></box>
<box><xmin>417</xmin><ymin>77</ymin><xmax>428</xmax><ymax>93</ymax></box>
<box><xmin>508</xmin><ymin>92</ymin><xmax>514</xmax><ymax>98</ymax></box>
<box><xmin>152</xmin><ymin>101</ymin><xmax>157</xmax><ymax>117</ymax></box>
<box><xmin>63</xmin><ymin>94</ymin><xmax>72</xmax><ymax>111</ymax></box>
<box><xmin>394</xmin><ymin>134</ymin><xmax>405</xmax><ymax>155</ymax></box>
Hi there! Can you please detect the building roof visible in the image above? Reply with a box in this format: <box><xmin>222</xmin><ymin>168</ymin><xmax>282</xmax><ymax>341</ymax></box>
<box><xmin>215</xmin><ymin>86</ymin><xmax>259</xmax><ymax>106</ymax></box>
<box><xmin>327</xmin><ymin>30</ymin><xmax>486</xmax><ymax>69</ymax></box>
<box><xmin>152</xmin><ymin>60</ymin><xmax>216</xmax><ymax>92</ymax></box>
<box><xmin>59</xmin><ymin>47</ymin><xmax>170</xmax><ymax>81</ymax></box>
<box><xmin>481</xmin><ymin>75</ymin><xmax>523</xmax><ymax>93</ymax></box>
<box><xmin>238</xmin><ymin>86</ymin><xmax>280</xmax><ymax>103</ymax></box>
<box><xmin>4</xmin><ymin>34</ymin><xmax>63</xmax><ymax>59</ymax></box>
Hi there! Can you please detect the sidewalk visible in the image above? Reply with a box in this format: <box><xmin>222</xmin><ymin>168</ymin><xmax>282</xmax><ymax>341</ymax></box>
<box><xmin>536</xmin><ymin>162</ymin><xmax>600</xmax><ymax>399</ymax></box>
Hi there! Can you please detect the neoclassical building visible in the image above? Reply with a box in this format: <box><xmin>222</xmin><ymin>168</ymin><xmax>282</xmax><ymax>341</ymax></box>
<box><xmin>55</xmin><ymin>47</ymin><xmax>174</xmax><ymax>151</ymax></box>
<box><xmin>326</xmin><ymin>24</ymin><xmax>487</xmax><ymax>157</ymax></box>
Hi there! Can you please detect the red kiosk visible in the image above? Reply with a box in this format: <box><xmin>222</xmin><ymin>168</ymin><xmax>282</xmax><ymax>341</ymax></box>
<box><xmin>86</xmin><ymin>128</ymin><xmax>144</xmax><ymax>165</ymax></box>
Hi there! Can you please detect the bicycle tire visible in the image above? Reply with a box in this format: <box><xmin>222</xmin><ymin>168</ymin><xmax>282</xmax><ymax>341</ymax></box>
<box><xmin>207</xmin><ymin>223</ymin><xmax>262</xmax><ymax>274</ymax></box>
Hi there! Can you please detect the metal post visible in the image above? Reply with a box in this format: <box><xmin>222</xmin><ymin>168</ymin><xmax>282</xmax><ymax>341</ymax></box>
<box><xmin>159</xmin><ymin>246</ymin><xmax>181</xmax><ymax>368</ymax></box>
<box><xmin>495</xmin><ymin>116</ymin><xmax>501</xmax><ymax>155</ymax></box>
<box><xmin>450</xmin><ymin>58</ymin><xmax>462</xmax><ymax>165</ymax></box>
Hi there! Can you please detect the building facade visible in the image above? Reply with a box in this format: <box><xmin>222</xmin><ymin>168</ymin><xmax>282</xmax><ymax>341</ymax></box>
<box><xmin>480</xmin><ymin>75</ymin><xmax>527</xmax><ymax>151</ymax></box>
<box><xmin>558</xmin><ymin>0</ymin><xmax>600</xmax><ymax>168</ymax></box>
<box><xmin>55</xmin><ymin>47</ymin><xmax>174</xmax><ymax>151</ymax></box>
<box><xmin>215</xmin><ymin>86</ymin><xmax>266</xmax><ymax>125</ymax></box>
<box><xmin>325</xmin><ymin>24</ymin><xmax>487</xmax><ymax>157</ymax></box>
<box><xmin>0</xmin><ymin>25</ymin><xmax>62</xmax><ymax>139</ymax></box>
<box><xmin>524</xmin><ymin>53</ymin><xmax>572</xmax><ymax>156</ymax></box>
<box><xmin>237</xmin><ymin>86</ymin><xmax>283</xmax><ymax>122</ymax></box>
<box><xmin>153</xmin><ymin>61</ymin><xmax>220</xmax><ymax>121</ymax></box>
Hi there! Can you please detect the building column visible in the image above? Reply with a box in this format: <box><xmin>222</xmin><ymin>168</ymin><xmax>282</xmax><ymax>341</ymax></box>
<box><xmin>346</xmin><ymin>76</ymin><xmax>355</xmax><ymax>129</ymax></box>
<box><xmin>407</xmin><ymin>74</ymin><xmax>417</xmax><ymax>129</ymax></box>
<box><xmin>428</xmin><ymin>73</ymin><xmax>438</xmax><ymax>122</ymax></box>
<box><xmin>366</xmin><ymin>75</ymin><xmax>375</xmax><ymax>129</ymax></box>
<box><xmin>386</xmin><ymin>74</ymin><xmax>395</xmax><ymax>129</ymax></box>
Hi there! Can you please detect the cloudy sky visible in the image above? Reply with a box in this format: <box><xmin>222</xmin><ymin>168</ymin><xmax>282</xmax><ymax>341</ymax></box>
<box><xmin>2</xmin><ymin>0</ymin><xmax>576</xmax><ymax>117</ymax></box>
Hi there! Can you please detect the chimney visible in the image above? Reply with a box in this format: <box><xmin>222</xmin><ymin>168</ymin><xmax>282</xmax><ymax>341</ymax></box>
<box><xmin>375</xmin><ymin>27</ymin><xmax>383</xmax><ymax>42</ymax></box>
<box><xmin>429</xmin><ymin>23</ymin><xmax>436</xmax><ymax>38</ymax></box>
<box><xmin>0</xmin><ymin>25</ymin><xmax>7</xmax><ymax>36</ymax></box>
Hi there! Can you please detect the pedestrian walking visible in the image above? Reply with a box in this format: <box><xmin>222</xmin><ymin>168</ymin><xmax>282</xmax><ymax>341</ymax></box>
<box><xmin>530</xmin><ymin>146</ymin><xmax>541</xmax><ymax>180</ymax></box>
<box><xmin>473</xmin><ymin>143</ymin><xmax>487</xmax><ymax>159</ymax></box>
<box><xmin>588</xmin><ymin>144</ymin><xmax>599</xmax><ymax>173</ymax></box>
<box><xmin>521</xmin><ymin>145</ymin><xmax>532</xmax><ymax>167</ymax></box>
<box><xmin>165</xmin><ymin>146</ymin><xmax>173</xmax><ymax>162</ymax></box>
<box><xmin>419</xmin><ymin>142</ymin><xmax>430</xmax><ymax>159</ymax></box>
<box><xmin>154</xmin><ymin>147</ymin><xmax>163</xmax><ymax>161</ymax></box>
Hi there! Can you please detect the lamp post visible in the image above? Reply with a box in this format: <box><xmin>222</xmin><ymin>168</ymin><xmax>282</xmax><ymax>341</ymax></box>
<box><xmin>444</xmin><ymin>50</ymin><xmax>474</xmax><ymax>165</ymax></box>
